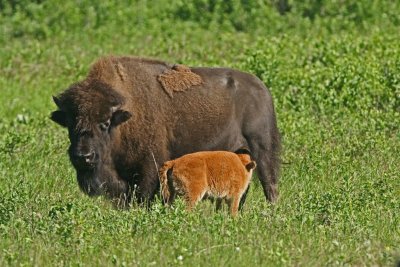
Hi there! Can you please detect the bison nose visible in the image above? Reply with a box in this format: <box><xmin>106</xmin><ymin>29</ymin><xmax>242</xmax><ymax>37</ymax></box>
<box><xmin>76</xmin><ymin>151</ymin><xmax>95</xmax><ymax>164</ymax></box>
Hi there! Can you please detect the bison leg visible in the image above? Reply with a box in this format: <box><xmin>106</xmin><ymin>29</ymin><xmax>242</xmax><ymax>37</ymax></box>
<box><xmin>247</xmin><ymin>139</ymin><xmax>280</xmax><ymax>203</ymax></box>
<box><xmin>135</xmin><ymin>149</ymin><xmax>174</xmax><ymax>207</ymax></box>
<box><xmin>255</xmin><ymin>151</ymin><xmax>279</xmax><ymax>202</ymax></box>
<box><xmin>135</xmin><ymin>155</ymin><xmax>167</xmax><ymax>207</ymax></box>
<box><xmin>135</xmin><ymin>175</ymin><xmax>159</xmax><ymax>207</ymax></box>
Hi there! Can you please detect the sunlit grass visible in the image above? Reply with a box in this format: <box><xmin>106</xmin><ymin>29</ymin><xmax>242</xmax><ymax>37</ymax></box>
<box><xmin>0</xmin><ymin>1</ymin><xmax>399</xmax><ymax>266</ymax></box>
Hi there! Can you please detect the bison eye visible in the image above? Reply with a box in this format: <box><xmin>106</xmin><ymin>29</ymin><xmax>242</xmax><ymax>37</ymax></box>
<box><xmin>99</xmin><ymin>120</ymin><xmax>110</xmax><ymax>131</ymax></box>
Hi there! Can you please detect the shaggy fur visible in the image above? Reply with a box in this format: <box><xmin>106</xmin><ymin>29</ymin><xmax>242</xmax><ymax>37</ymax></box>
<box><xmin>50</xmin><ymin>56</ymin><xmax>280</xmax><ymax>206</ymax></box>
<box><xmin>159</xmin><ymin>151</ymin><xmax>256</xmax><ymax>216</ymax></box>
<box><xmin>157</xmin><ymin>64</ymin><xmax>203</xmax><ymax>97</ymax></box>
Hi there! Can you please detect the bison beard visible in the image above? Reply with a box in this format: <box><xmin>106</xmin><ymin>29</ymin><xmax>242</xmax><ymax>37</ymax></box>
<box><xmin>76</xmin><ymin>167</ymin><xmax>128</xmax><ymax>199</ymax></box>
<box><xmin>50</xmin><ymin>56</ymin><xmax>281</xmax><ymax>207</ymax></box>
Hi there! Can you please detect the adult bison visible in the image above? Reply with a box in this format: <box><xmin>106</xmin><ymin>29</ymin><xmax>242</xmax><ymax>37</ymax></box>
<box><xmin>50</xmin><ymin>56</ymin><xmax>280</xmax><ymax>206</ymax></box>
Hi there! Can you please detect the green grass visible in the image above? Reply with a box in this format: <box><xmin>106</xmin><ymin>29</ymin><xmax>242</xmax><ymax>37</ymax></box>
<box><xmin>1</xmin><ymin>1</ymin><xmax>399</xmax><ymax>266</ymax></box>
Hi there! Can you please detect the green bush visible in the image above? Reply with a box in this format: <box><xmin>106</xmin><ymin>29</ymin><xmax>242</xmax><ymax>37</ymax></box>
<box><xmin>244</xmin><ymin>34</ymin><xmax>400</xmax><ymax>114</ymax></box>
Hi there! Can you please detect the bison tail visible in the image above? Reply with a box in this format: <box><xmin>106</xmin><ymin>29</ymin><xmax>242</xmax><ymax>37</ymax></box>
<box><xmin>159</xmin><ymin>161</ymin><xmax>174</xmax><ymax>205</ymax></box>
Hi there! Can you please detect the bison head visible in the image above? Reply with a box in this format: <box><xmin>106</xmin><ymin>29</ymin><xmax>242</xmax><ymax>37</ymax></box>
<box><xmin>50</xmin><ymin>80</ymin><xmax>132</xmax><ymax>199</ymax></box>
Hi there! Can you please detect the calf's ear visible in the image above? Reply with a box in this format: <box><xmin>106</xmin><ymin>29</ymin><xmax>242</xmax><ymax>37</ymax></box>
<box><xmin>111</xmin><ymin>109</ymin><xmax>132</xmax><ymax>126</ymax></box>
<box><xmin>245</xmin><ymin>161</ymin><xmax>257</xmax><ymax>171</ymax></box>
<box><xmin>50</xmin><ymin>110</ymin><xmax>67</xmax><ymax>127</ymax></box>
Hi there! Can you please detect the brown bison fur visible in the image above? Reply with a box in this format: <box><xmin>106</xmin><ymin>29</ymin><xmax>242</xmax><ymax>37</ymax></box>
<box><xmin>157</xmin><ymin>64</ymin><xmax>203</xmax><ymax>97</ymax></box>
<box><xmin>159</xmin><ymin>151</ymin><xmax>256</xmax><ymax>216</ymax></box>
<box><xmin>50</xmin><ymin>56</ymin><xmax>280</xmax><ymax>207</ymax></box>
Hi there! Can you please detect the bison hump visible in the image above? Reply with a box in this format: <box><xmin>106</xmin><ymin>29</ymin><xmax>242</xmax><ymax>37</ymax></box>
<box><xmin>157</xmin><ymin>64</ymin><xmax>203</xmax><ymax>98</ymax></box>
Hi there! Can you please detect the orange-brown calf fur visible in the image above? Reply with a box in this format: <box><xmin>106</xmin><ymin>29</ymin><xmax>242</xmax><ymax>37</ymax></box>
<box><xmin>159</xmin><ymin>151</ymin><xmax>256</xmax><ymax>216</ymax></box>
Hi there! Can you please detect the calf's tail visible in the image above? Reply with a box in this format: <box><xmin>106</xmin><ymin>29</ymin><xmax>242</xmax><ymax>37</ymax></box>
<box><xmin>159</xmin><ymin>161</ymin><xmax>174</xmax><ymax>204</ymax></box>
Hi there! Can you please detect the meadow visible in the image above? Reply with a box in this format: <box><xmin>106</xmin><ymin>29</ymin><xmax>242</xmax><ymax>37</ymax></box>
<box><xmin>0</xmin><ymin>1</ymin><xmax>399</xmax><ymax>266</ymax></box>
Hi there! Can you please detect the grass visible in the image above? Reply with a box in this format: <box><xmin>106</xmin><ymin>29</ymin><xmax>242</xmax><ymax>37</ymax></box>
<box><xmin>0</xmin><ymin>1</ymin><xmax>399</xmax><ymax>266</ymax></box>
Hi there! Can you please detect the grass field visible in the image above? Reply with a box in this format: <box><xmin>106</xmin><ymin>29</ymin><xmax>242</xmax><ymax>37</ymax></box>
<box><xmin>0</xmin><ymin>1</ymin><xmax>399</xmax><ymax>266</ymax></box>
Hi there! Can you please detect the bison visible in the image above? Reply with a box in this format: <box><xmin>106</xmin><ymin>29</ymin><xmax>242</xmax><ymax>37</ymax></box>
<box><xmin>50</xmin><ymin>56</ymin><xmax>280</xmax><ymax>207</ymax></box>
<box><xmin>159</xmin><ymin>151</ymin><xmax>257</xmax><ymax>216</ymax></box>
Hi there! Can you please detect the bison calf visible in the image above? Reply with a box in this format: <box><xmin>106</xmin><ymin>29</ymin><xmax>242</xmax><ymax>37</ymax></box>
<box><xmin>159</xmin><ymin>151</ymin><xmax>256</xmax><ymax>216</ymax></box>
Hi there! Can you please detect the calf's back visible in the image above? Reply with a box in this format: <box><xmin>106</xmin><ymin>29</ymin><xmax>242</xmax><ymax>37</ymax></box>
<box><xmin>160</xmin><ymin>151</ymin><xmax>255</xmax><ymax>215</ymax></box>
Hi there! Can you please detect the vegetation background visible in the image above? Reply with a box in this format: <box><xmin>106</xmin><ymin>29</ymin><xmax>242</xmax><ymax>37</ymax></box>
<box><xmin>0</xmin><ymin>0</ymin><xmax>399</xmax><ymax>266</ymax></box>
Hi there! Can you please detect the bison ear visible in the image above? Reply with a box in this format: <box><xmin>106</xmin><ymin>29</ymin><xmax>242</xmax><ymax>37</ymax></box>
<box><xmin>245</xmin><ymin>161</ymin><xmax>257</xmax><ymax>172</ymax></box>
<box><xmin>50</xmin><ymin>110</ymin><xmax>67</xmax><ymax>127</ymax></box>
<box><xmin>111</xmin><ymin>110</ymin><xmax>132</xmax><ymax>126</ymax></box>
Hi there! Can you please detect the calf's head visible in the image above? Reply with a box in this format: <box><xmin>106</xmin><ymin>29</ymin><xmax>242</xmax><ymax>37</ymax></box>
<box><xmin>50</xmin><ymin>81</ymin><xmax>132</xmax><ymax>198</ymax></box>
<box><xmin>237</xmin><ymin>154</ymin><xmax>257</xmax><ymax>177</ymax></box>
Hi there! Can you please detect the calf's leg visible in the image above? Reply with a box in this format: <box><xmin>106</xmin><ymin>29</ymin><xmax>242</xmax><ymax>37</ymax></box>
<box><xmin>215</xmin><ymin>198</ymin><xmax>223</xmax><ymax>211</ymax></box>
<box><xmin>238</xmin><ymin>184</ymin><xmax>250</xmax><ymax>211</ymax></box>
<box><xmin>230</xmin><ymin>196</ymin><xmax>240</xmax><ymax>217</ymax></box>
